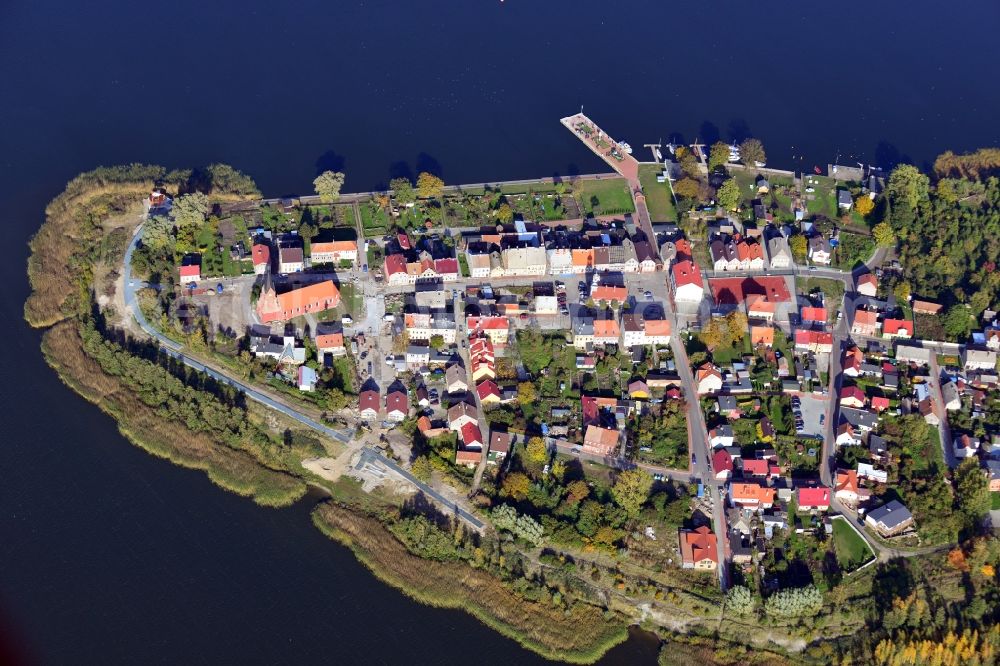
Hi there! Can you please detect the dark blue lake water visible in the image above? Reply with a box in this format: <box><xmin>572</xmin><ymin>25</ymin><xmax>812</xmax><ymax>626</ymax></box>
<box><xmin>1</xmin><ymin>1</ymin><xmax>998</xmax><ymax>663</ymax></box>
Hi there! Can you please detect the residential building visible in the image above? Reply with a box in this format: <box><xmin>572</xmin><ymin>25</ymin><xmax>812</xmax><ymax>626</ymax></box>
<box><xmin>865</xmin><ymin>500</ymin><xmax>914</xmax><ymax>537</ymax></box>
<box><xmin>178</xmin><ymin>255</ymin><xmax>201</xmax><ymax>284</ymax></box>
<box><xmin>679</xmin><ymin>526</ymin><xmax>718</xmax><ymax>570</ymax></box>
<box><xmin>963</xmin><ymin>348</ymin><xmax>998</xmax><ymax>371</ymax></box>
<box><xmin>359</xmin><ymin>389</ymin><xmax>380</xmax><ymax>420</ymax></box>
<box><xmin>709</xmin><ymin>425</ymin><xmax>734</xmax><ymax>448</ymax></box>
<box><xmin>455</xmin><ymin>448</ymin><xmax>481</xmax><ymax>468</ymax></box>
<box><xmin>310</xmin><ymin>240</ymin><xmax>358</xmax><ymax>265</ymax></box>
<box><xmin>476</xmin><ymin>380</ymin><xmax>502</xmax><ymax>405</ymax></box>
<box><xmin>249</xmin><ymin>331</ymin><xmax>306</xmax><ymax>365</ymax></box>
<box><xmin>808</xmin><ymin>236</ymin><xmax>831</xmax><ymax>265</ymax></box>
<box><xmin>794</xmin><ymin>329</ymin><xmax>834</xmax><ymax>353</ymax></box>
<box><xmin>315</xmin><ymin>328</ymin><xmax>346</xmax><ymax>357</ymax></box>
<box><xmin>466</xmin><ymin>316</ymin><xmax>510</xmax><ymax>345</ymax></box>
<box><xmin>836</xmin><ymin>423</ymin><xmax>861</xmax><ymax>446</ymax></box>
<box><xmin>841</xmin><ymin>407</ymin><xmax>878</xmax><ymax>432</ymax></box>
<box><xmin>448</xmin><ymin>401</ymin><xmax>478</xmax><ymax>431</ymax></box>
<box><xmin>746</xmin><ymin>295</ymin><xmax>776</xmax><ymax>322</ymax></box>
<box><xmin>856</xmin><ymin>273</ymin><xmax>878</xmax><ymax>297</ymax></box>
<box><xmin>840</xmin><ymin>386</ymin><xmax>866</xmax><ymax>409</ymax></box>
<box><xmin>487</xmin><ymin>430</ymin><xmax>514</xmax><ymax>464</ymax></box>
<box><xmin>696</xmin><ymin>364</ymin><xmax>724</xmax><ymax>394</ymax></box>
<box><xmin>385</xmin><ymin>389</ymin><xmax>408</xmax><ymax>422</ymax></box>
<box><xmin>834</xmin><ymin>470</ymin><xmax>861</xmax><ymax>504</ymax></box>
<box><xmin>297</xmin><ymin>366</ymin><xmax>317</xmax><ymax>392</ymax></box>
<box><xmin>672</xmin><ymin>260</ymin><xmax>705</xmax><ymax>302</ymax></box>
<box><xmin>713</xmin><ymin>448</ymin><xmax>734</xmax><ymax>480</ymax></box>
<box><xmin>592</xmin><ymin>318</ymin><xmax>621</xmax><ymax>346</ymax></box>
<box><xmin>460</xmin><ymin>422</ymin><xmax>484</xmax><ymax>450</ymax></box>
<box><xmin>582</xmin><ymin>425</ymin><xmax>619</xmax><ymax>456</ymax></box>
<box><xmin>797</xmin><ymin>487</ymin><xmax>830</xmax><ymax>512</ymax></box>
<box><xmin>912</xmin><ymin>300</ymin><xmax>943</xmax><ymax>315</ymax></box>
<box><xmin>730</xmin><ymin>482</ymin><xmax>776</xmax><ymax>510</ymax></box>
<box><xmin>750</xmin><ymin>325</ymin><xmax>774</xmax><ymax>347</ymax></box>
<box><xmin>942</xmin><ymin>381</ymin><xmax>962</xmax><ymax>411</ymax></box>
<box><xmin>882</xmin><ymin>318</ymin><xmax>914</xmax><ymax>339</ymax></box>
<box><xmin>446</xmin><ymin>364</ymin><xmax>469</xmax><ymax>394</ymax></box>
<box><xmin>252</xmin><ymin>243</ymin><xmax>270</xmax><ymax>274</ymax></box>
<box><xmin>954</xmin><ymin>434</ymin><xmax>981</xmax><ymax>460</ymax></box>
<box><xmin>801</xmin><ymin>306</ymin><xmax>827</xmax><ymax>327</ymax></box>
<box><xmin>278</xmin><ymin>245</ymin><xmax>304</xmax><ymax>274</ymax></box>
<box><xmin>851</xmin><ymin>310</ymin><xmax>880</xmax><ymax>337</ymax></box>
<box><xmin>766</xmin><ymin>235</ymin><xmax>793</xmax><ymax>268</ymax></box>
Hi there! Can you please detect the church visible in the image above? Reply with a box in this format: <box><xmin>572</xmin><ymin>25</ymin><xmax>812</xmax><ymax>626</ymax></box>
<box><xmin>255</xmin><ymin>273</ymin><xmax>341</xmax><ymax>323</ymax></box>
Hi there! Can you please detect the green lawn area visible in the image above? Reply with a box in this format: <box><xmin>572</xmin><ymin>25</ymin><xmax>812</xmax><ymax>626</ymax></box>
<box><xmin>457</xmin><ymin>253</ymin><xmax>470</xmax><ymax>278</ymax></box>
<box><xmin>832</xmin><ymin>518</ymin><xmax>874</xmax><ymax>571</ymax></box>
<box><xmin>575</xmin><ymin>178</ymin><xmax>635</xmax><ymax>216</ymax></box>
<box><xmin>499</xmin><ymin>179</ymin><xmax>560</xmax><ymax>195</ymax></box>
<box><xmin>834</xmin><ymin>232</ymin><xmax>875</xmax><ymax>270</ymax></box>
<box><xmin>797</xmin><ymin>277</ymin><xmax>845</xmax><ymax>322</ymax></box>
<box><xmin>992</xmin><ymin>493</ymin><xmax>1000</xmax><ymax>511</ymax></box>
<box><xmin>338</xmin><ymin>281</ymin><xmax>362</xmax><ymax>317</ymax></box>
<box><xmin>360</xmin><ymin>202</ymin><xmax>390</xmax><ymax>237</ymax></box>
<box><xmin>638</xmin><ymin>164</ymin><xmax>677</xmax><ymax>222</ymax></box>
<box><xmin>801</xmin><ymin>175</ymin><xmax>838</xmax><ymax>219</ymax></box>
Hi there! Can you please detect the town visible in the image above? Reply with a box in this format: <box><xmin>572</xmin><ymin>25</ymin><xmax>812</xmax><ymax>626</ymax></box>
<box><xmin>124</xmin><ymin>117</ymin><xmax>1000</xmax><ymax>603</ymax></box>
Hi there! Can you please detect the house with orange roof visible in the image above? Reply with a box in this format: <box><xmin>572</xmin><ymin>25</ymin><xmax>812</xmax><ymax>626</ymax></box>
<box><xmin>729</xmin><ymin>482</ymin><xmax>776</xmax><ymax>510</ymax></box>
<box><xmin>674</xmin><ymin>238</ymin><xmax>693</xmax><ymax>262</ymax></box>
<box><xmin>851</xmin><ymin>310</ymin><xmax>880</xmax><ymax>337</ymax></box>
<box><xmin>316</xmin><ymin>331</ymin><xmax>346</xmax><ymax>357</ymax></box>
<box><xmin>256</xmin><ymin>279</ymin><xmax>341</xmax><ymax>324</ymax></box>
<box><xmin>882</xmin><ymin>318</ymin><xmax>913</xmax><ymax>339</ymax></box>
<box><xmin>750</xmin><ymin>325</ymin><xmax>774</xmax><ymax>348</ymax></box>
<box><xmin>696</xmin><ymin>363</ymin><xmax>723</xmax><ymax>394</ymax></box>
<box><xmin>801</xmin><ymin>306</ymin><xmax>827</xmax><ymax>327</ymax></box>
<box><xmin>856</xmin><ymin>273</ymin><xmax>878</xmax><ymax>298</ymax></box>
<box><xmin>455</xmin><ymin>448</ymin><xmax>481</xmax><ymax>467</ymax></box>
<box><xmin>591</xmin><ymin>284</ymin><xmax>628</xmax><ymax>304</ymax></box>
<box><xmin>311</xmin><ymin>239</ymin><xmax>358</xmax><ymax>265</ymax></box>
<box><xmin>736</xmin><ymin>238</ymin><xmax>765</xmax><ymax>270</ymax></box>
<box><xmin>746</xmin><ymin>294</ymin><xmax>775</xmax><ymax>322</ymax></box>
<box><xmin>571</xmin><ymin>248</ymin><xmax>595</xmax><ymax>273</ymax></box>
<box><xmin>592</xmin><ymin>319</ymin><xmax>621</xmax><ymax>346</ymax></box>
<box><xmin>796</xmin><ymin>487</ymin><xmax>830</xmax><ymax>512</ymax></box>
<box><xmin>835</xmin><ymin>470</ymin><xmax>863</xmax><ymax>505</ymax></box>
<box><xmin>582</xmin><ymin>425</ymin><xmax>619</xmax><ymax>456</ymax></box>
<box><xmin>679</xmin><ymin>526</ymin><xmax>718</xmax><ymax>570</ymax></box>
<box><xmin>252</xmin><ymin>243</ymin><xmax>270</xmax><ymax>274</ymax></box>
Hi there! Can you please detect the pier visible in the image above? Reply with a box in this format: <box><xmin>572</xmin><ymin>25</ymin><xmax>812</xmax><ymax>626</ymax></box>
<box><xmin>560</xmin><ymin>113</ymin><xmax>660</xmax><ymax>263</ymax></box>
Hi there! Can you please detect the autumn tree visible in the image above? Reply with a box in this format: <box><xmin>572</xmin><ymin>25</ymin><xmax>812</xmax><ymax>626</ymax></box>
<box><xmin>497</xmin><ymin>203</ymin><xmax>513</xmax><ymax>223</ymax></box>
<box><xmin>716</xmin><ymin>177</ymin><xmax>741</xmax><ymax>211</ymax></box>
<box><xmin>501</xmin><ymin>472</ymin><xmax>531</xmax><ymax>500</ymax></box>
<box><xmin>313</xmin><ymin>170</ymin><xmax>345</xmax><ymax>203</ymax></box>
<box><xmin>611</xmin><ymin>468</ymin><xmax>653</xmax><ymax>518</ymax></box>
<box><xmin>700</xmin><ymin>317</ymin><xmax>728</xmax><ymax>350</ymax></box>
<box><xmin>390</xmin><ymin>177</ymin><xmax>415</xmax><ymax>205</ymax></box>
<box><xmin>708</xmin><ymin>141</ymin><xmax>731</xmax><ymax>171</ymax></box>
<box><xmin>524</xmin><ymin>436</ymin><xmax>548</xmax><ymax>465</ymax></box>
<box><xmin>726</xmin><ymin>586</ymin><xmax>756</xmax><ymax>616</ymax></box>
<box><xmin>416</xmin><ymin>172</ymin><xmax>445</xmax><ymax>199</ymax></box>
<box><xmin>893</xmin><ymin>281</ymin><xmax>911</xmax><ymax>302</ymax></box>
<box><xmin>873</xmin><ymin>221</ymin><xmax>896</xmax><ymax>247</ymax></box>
<box><xmin>566</xmin><ymin>480</ymin><xmax>590</xmax><ymax>504</ymax></box>
<box><xmin>854</xmin><ymin>195</ymin><xmax>875</xmax><ymax>216</ymax></box>
<box><xmin>517</xmin><ymin>381</ymin><xmax>537</xmax><ymax>407</ymax></box>
<box><xmin>739</xmin><ymin>138</ymin><xmax>766</xmax><ymax>170</ymax></box>
<box><xmin>724</xmin><ymin>310</ymin><xmax>748</xmax><ymax>344</ymax></box>
<box><xmin>789</xmin><ymin>234</ymin><xmax>808</xmax><ymax>260</ymax></box>
<box><xmin>673</xmin><ymin>177</ymin><xmax>700</xmax><ymax>200</ymax></box>
<box><xmin>411</xmin><ymin>456</ymin><xmax>433</xmax><ymax>482</ymax></box>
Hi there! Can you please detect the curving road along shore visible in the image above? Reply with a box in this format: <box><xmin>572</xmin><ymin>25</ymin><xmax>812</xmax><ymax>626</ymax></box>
<box><xmin>122</xmin><ymin>222</ymin><xmax>485</xmax><ymax>531</ymax></box>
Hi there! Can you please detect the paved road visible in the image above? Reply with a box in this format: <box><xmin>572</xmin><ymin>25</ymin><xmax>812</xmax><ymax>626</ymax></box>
<box><xmin>123</xmin><ymin>223</ymin><xmax>485</xmax><ymax>531</ymax></box>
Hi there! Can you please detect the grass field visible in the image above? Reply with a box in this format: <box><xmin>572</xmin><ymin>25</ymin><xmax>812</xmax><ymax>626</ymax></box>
<box><xmin>575</xmin><ymin>178</ymin><xmax>635</xmax><ymax>216</ymax></box>
<box><xmin>802</xmin><ymin>175</ymin><xmax>839</xmax><ymax>219</ymax></box>
<box><xmin>638</xmin><ymin>164</ymin><xmax>677</xmax><ymax>222</ymax></box>
<box><xmin>834</xmin><ymin>232</ymin><xmax>875</xmax><ymax>270</ymax></box>
<box><xmin>832</xmin><ymin>518</ymin><xmax>874</xmax><ymax>571</ymax></box>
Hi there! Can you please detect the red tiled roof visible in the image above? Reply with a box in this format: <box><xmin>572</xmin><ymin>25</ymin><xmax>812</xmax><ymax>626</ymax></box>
<box><xmin>883</xmin><ymin>318</ymin><xmax>913</xmax><ymax>336</ymax></box>
<box><xmin>252</xmin><ymin>244</ymin><xmax>270</xmax><ymax>266</ymax></box>
<box><xmin>710</xmin><ymin>276</ymin><xmax>790</xmax><ymax>306</ymax></box>
<box><xmin>712</xmin><ymin>449</ymin><xmax>733</xmax><ymax>474</ymax></box>
<box><xmin>384</xmin><ymin>253</ymin><xmax>407</xmax><ymax>276</ymax></box>
<box><xmin>797</xmin><ymin>487</ymin><xmax>830</xmax><ymax>508</ymax></box>
<box><xmin>672</xmin><ymin>260</ymin><xmax>703</xmax><ymax>288</ymax></box>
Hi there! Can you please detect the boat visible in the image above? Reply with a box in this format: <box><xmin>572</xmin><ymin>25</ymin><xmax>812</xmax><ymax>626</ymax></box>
<box><xmin>813</xmin><ymin>166</ymin><xmax>822</xmax><ymax>175</ymax></box>
<box><xmin>620</xmin><ymin>142</ymin><xmax>633</xmax><ymax>154</ymax></box>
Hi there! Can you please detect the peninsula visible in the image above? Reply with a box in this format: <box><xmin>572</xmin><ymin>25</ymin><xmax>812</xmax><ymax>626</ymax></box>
<box><xmin>25</xmin><ymin>121</ymin><xmax>1000</xmax><ymax>665</ymax></box>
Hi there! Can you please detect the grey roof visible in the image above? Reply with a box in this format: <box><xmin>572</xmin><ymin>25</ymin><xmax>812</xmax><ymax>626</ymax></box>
<box><xmin>841</xmin><ymin>407</ymin><xmax>878</xmax><ymax>431</ymax></box>
<box><xmin>868</xmin><ymin>500</ymin><xmax>913</xmax><ymax>530</ymax></box>
<box><xmin>838</xmin><ymin>190</ymin><xmax>853</xmax><ymax>206</ymax></box>
<box><xmin>718</xmin><ymin>395</ymin><xmax>738</xmax><ymax>410</ymax></box>
<box><xmin>868</xmin><ymin>434</ymin><xmax>888</xmax><ymax>455</ymax></box>
<box><xmin>711</xmin><ymin>425</ymin><xmax>734</xmax><ymax>438</ymax></box>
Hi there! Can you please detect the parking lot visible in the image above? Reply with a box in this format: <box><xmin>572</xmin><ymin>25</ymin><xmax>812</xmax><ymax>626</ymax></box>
<box><xmin>794</xmin><ymin>393</ymin><xmax>826</xmax><ymax>438</ymax></box>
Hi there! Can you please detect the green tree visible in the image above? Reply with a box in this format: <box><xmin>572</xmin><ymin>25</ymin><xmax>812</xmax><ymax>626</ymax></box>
<box><xmin>416</xmin><ymin>172</ymin><xmax>445</xmax><ymax>199</ymax></box>
<box><xmin>501</xmin><ymin>472</ymin><xmax>532</xmax><ymax>500</ymax></box>
<box><xmin>313</xmin><ymin>170</ymin><xmax>345</xmax><ymax>203</ymax></box>
<box><xmin>942</xmin><ymin>304</ymin><xmax>973</xmax><ymax>339</ymax></box>
<box><xmin>390</xmin><ymin>177</ymin><xmax>415</xmax><ymax>205</ymax></box>
<box><xmin>955</xmin><ymin>457</ymin><xmax>990</xmax><ymax>527</ymax></box>
<box><xmin>764</xmin><ymin>586</ymin><xmax>822</xmax><ymax>618</ymax></box>
<box><xmin>873</xmin><ymin>221</ymin><xmax>896</xmax><ymax>247</ymax></box>
<box><xmin>894</xmin><ymin>281</ymin><xmax>911</xmax><ymax>303</ymax></box>
<box><xmin>525</xmin><ymin>436</ymin><xmax>548</xmax><ymax>465</ymax></box>
<box><xmin>708</xmin><ymin>141</ymin><xmax>731</xmax><ymax>171</ymax></box>
<box><xmin>726</xmin><ymin>586</ymin><xmax>756</xmax><ymax>616</ymax></box>
<box><xmin>716</xmin><ymin>177</ymin><xmax>741</xmax><ymax>211</ymax></box>
<box><xmin>173</xmin><ymin>192</ymin><xmax>209</xmax><ymax>228</ymax></box>
<box><xmin>739</xmin><ymin>138</ymin><xmax>766</xmax><ymax>169</ymax></box>
<box><xmin>142</xmin><ymin>215</ymin><xmax>175</xmax><ymax>252</ymax></box>
<box><xmin>611</xmin><ymin>468</ymin><xmax>653</xmax><ymax>518</ymax></box>
<box><xmin>887</xmin><ymin>164</ymin><xmax>930</xmax><ymax>211</ymax></box>
<box><xmin>673</xmin><ymin>177</ymin><xmax>700</xmax><ymax>200</ymax></box>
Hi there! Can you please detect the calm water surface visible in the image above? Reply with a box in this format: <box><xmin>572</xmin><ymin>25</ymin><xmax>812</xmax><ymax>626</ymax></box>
<box><xmin>1</xmin><ymin>1</ymin><xmax>998</xmax><ymax>663</ymax></box>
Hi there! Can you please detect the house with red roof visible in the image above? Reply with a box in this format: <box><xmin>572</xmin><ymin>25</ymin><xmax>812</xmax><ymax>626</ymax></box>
<box><xmin>882</xmin><ymin>318</ymin><xmax>914</xmax><ymax>339</ymax></box>
<box><xmin>840</xmin><ymin>386</ymin><xmax>866</xmax><ymax>409</ymax></box>
<box><xmin>801</xmin><ymin>306</ymin><xmax>827</xmax><ymax>327</ymax></box>
<box><xmin>871</xmin><ymin>396</ymin><xmax>890</xmax><ymax>412</ymax></box>
<box><xmin>384</xmin><ymin>253</ymin><xmax>410</xmax><ymax>285</ymax></box>
<box><xmin>835</xmin><ymin>470</ymin><xmax>862</xmax><ymax>505</ymax></box>
<box><xmin>741</xmin><ymin>458</ymin><xmax>769</xmax><ymax>478</ymax></box>
<box><xmin>671</xmin><ymin>260</ymin><xmax>704</xmax><ymax>303</ymax></box>
<box><xmin>842</xmin><ymin>345</ymin><xmax>863</xmax><ymax>377</ymax></box>
<box><xmin>466</xmin><ymin>316</ymin><xmax>510</xmax><ymax>345</ymax></box>
<box><xmin>794</xmin><ymin>329</ymin><xmax>834</xmax><ymax>353</ymax></box>
<box><xmin>582</xmin><ymin>425</ymin><xmax>620</xmax><ymax>456</ymax></box>
<box><xmin>385</xmin><ymin>388</ymin><xmax>409</xmax><ymax>422</ymax></box>
<box><xmin>730</xmin><ymin>482</ymin><xmax>776</xmax><ymax>510</ymax></box>
<box><xmin>460</xmin><ymin>422</ymin><xmax>484</xmax><ymax>450</ymax></box>
<box><xmin>455</xmin><ymin>448</ymin><xmax>481</xmax><ymax>467</ymax></box>
<box><xmin>851</xmin><ymin>310</ymin><xmax>880</xmax><ymax>337</ymax></box>
<box><xmin>796</xmin><ymin>487</ymin><xmax>830</xmax><ymax>512</ymax></box>
<box><xmin>712</xmin><ymin>448</ymin><xmax>734</xmax><ymax>480</ymax></box>
<box><xmin>679</xmin><ymin>526</ymin><xmax>718</xmax><ymax>570</ymax></box>
<box><xmin>476</xmin><ymin>380</ymin><xmax>502</xmax><ymax>405</ymax></box>
<box><xmin>359</xmin><ymin>389</ymin><xmax>380</xmax><ymax>420</ymax></box>
<box><xmin>252</xmin><ymin>243</ymin><xmax>270</xmax><ymax>274</ymax></box>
